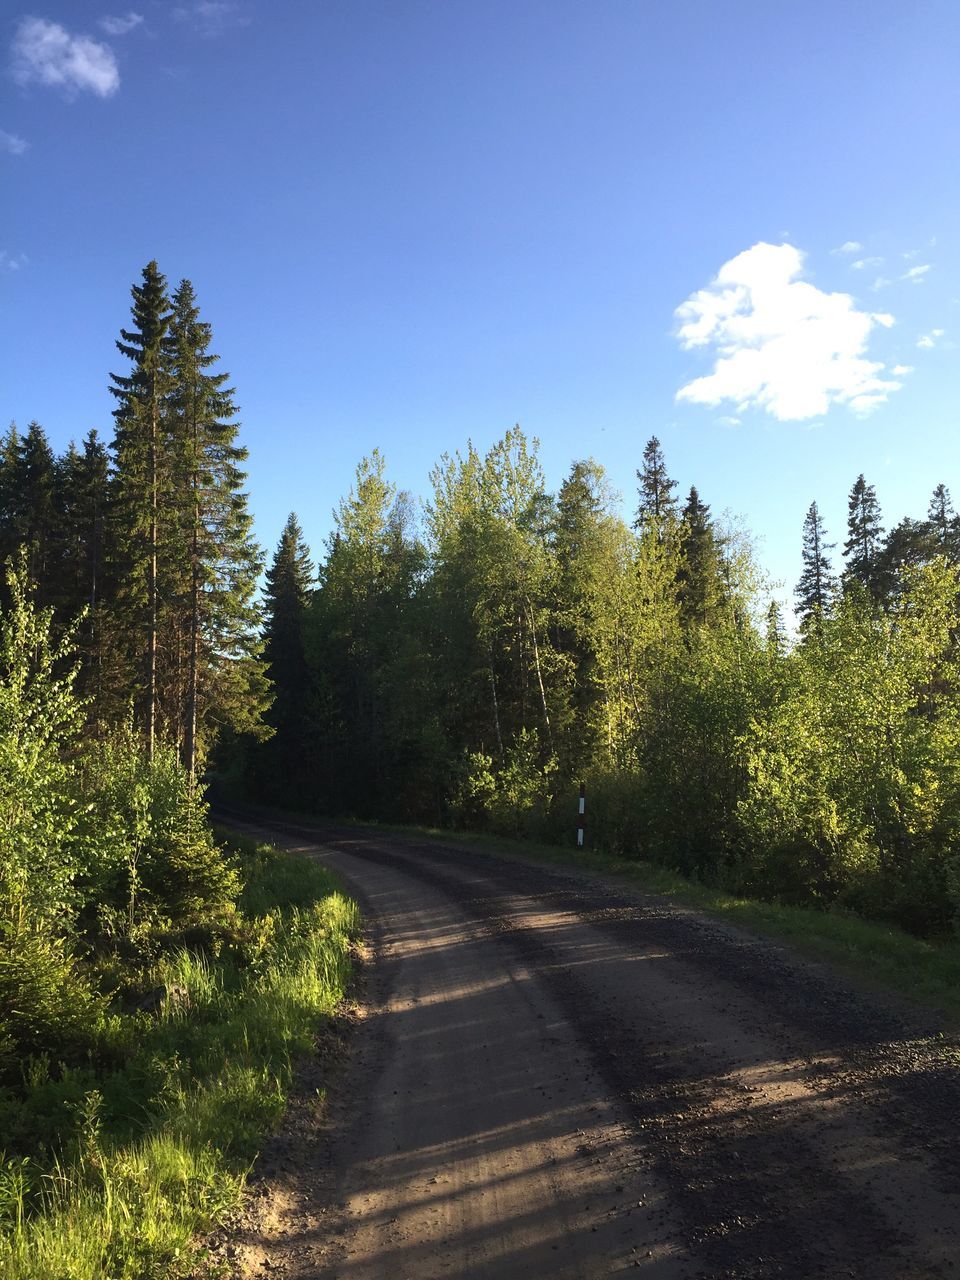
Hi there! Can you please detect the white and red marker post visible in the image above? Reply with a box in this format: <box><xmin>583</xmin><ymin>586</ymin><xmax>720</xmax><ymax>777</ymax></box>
<box><xmin>577</xmin><ymin>781</ymin><xmax>585</xmax><ymax>848</ymax></box>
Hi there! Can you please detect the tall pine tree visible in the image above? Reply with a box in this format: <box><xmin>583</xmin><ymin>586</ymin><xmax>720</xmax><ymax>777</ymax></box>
<box><xmin>927</xmin><ymin>484</ymin><xmax>960</xmax><ymax>561</ymax></box>
<box><xmin>54</xmin><ymin>430</ymin><xmax>112</xmax><ymax>700</ymax></box>
<box><xmin>677</xmin><ymin>485</ymin><xmax>723</xmax><ymax>628</ymax></box>
<box><xmin>166</xmin><ymin>277</ymin><xmax>269</xmax><ymax>775</ymax></box>
<box><xmin>17</xmin><ymin>422</ymin><xmax>57</xmax><ymax>603</ymax></box>
<box><xmin>109</xmin><ymin>261</ymin><xmax>175</xmax><ymax>757</ymax></box>
<box><xmin>253</xmin><ymin>513</ymin><xmax>315</xmax><ymax>800</ymax></box>
<box><xmin>842</xmin><ymin>474</ymin><xmax>884</xmax><ymax>601</ymax></box>
<box><xmin>634</xmin><ymin>435</ymin><xmax>678</xmax><ymax>534</ymax></box>
<box><xmin>796</xmin><ymin>501</ymin><xmax>836</xmax><ymax>631</ymax></box>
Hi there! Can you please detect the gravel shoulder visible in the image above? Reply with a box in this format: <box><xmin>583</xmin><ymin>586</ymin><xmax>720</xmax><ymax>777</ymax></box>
<box><xmin>217</xmin><ymin>813</ymin><xmax>960</xmax><ymax>1280</ymax></box>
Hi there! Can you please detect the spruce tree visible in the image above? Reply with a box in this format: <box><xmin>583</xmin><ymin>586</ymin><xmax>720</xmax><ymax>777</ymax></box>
<box><xmin>166</xmin><ymin>277</ymin><xmax>269</xmax><ymax>775</ymax></box>
<box><xmin>109</xmin><ymin>261</ymin><xmax>175</xmax><ymax>757</ymax></box>
<box><xmin>54</xmin><ymin>430</ymin><xmax>111</xmax><ymax>692</ymax></box>
<box><xmin>17</xmin><ymin>422</ymin><xmax>57</xmax><ymax>601</ymax></box>
<box><xmin>765</xmin><ymin>600</ymin><xmax>786</xmax><ymax>655</ymax></box>
<box><xmin>677</xmin><ymin>485</ymin><xmax>723</xmax><ymax>628</ymax></box>
<box><xmin>0</xmin><ymin>424</ymin><xmax>21</xmax><ymax>572</ymax></box>
<box><xmin>551</xmin><ymin>460</ymin><xmax>616</xmax><ymax>770</ymax></box>
<box><xmin>795</xmin><ymin>501</ymin><xmax>836</xmax><ymax>631</ymax></box>
<box><xmin>255</xmin><ymin>513</ymin><xmax>315</xmax><ymax>799</ymax></box>
<box><xmin>634</xmin><ymin>435</ymin><xmax>678</xmax><ymax>533</ymax></box>
<box><xmin>927</xmin><ymin>484</ymin><xmax>960</xmax><ymax>561</ymax></box>
<box><xmin>553</xmin><ymin>459</ymin><xmax>610</xmax><ymax>654</ymax></box>
<box><xmin>842</xmin><ymin>475</ymin><xmax>884</xmax><ymax>601</ymax></box>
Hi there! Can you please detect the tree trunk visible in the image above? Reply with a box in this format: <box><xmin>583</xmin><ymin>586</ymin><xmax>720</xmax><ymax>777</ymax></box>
<box><xmin>488</xmin><ymin>658</ymin><xmax>504</xmax><ymax>755</ymax></box>
<box><xmin>525</xmin><ymin>598</ymin><xmax>554</xmax><ymax>754</ymax></box>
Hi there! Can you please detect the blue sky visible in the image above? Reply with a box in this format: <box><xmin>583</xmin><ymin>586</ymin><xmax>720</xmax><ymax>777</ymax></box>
<box><xmin>3</xmin><ymin>0</ymin><xmax>958</xmax><ymax>611</ymax></box>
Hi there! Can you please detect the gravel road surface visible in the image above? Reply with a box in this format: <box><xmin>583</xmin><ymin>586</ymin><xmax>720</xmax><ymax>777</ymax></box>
<box><xmin>217</xmin><ymin>814</ymin><xmax>960</xmax><ymax>1280</ymax></box>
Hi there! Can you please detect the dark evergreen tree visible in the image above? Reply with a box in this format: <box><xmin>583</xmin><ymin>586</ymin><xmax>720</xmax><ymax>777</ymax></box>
<box><xmin>0</xmin><ymin>424</ymin><xmax>21</xmax><ymax>572</ymax></box>
<box><xmin>875</xmin><ymin>517</ymin><xmax>939</xmax><ymax>604</ymax></box>
<box><xmin>17</xmin><ymin>422</ymin><xmax>57</xmax><ymax>602</ymax></box>
<box><xmin>53</xmin><ymin>430</ymin><xmax>112</xmax><ymax>697</ymax></box>
<box><xmin>765</xmin><ymin>600</ymin><xmax>786</xmax><ymax>655</ymax></box>
<box><xmin>309</xmin><ymin>452</ymin><xmax>430</xmax><ymax>816</ymax></box>
<box><xmin>677</xmin><ymin>485</ymin><xmax>723</xmax><ymax>628</ymax></box>
<box><xmin>109</xmin><ymin>261</ymin><xmax>175</xmax><ymax>757</ymax></box>
<box><xmin>634</xmin><ymin>435</ymin><xmax>678</xmax><ymax>533</ymax></box>
<box><xmin>166</xmin><ymin>277</ymin><xmax>270</xmax><ymax>775</ymax></box>
<box><xmin>550</xmin><ymin>460</ymin><xmax>616</xmax><ymax>771</ymax></box>
<box><xmin>927</xmin><ymin>484</ymin><xmax>960</xmax><ymax>561</ymax></box>
<box><xmin>553</xmin><ymin>459</ymin><xmax>609</xmax><ymax>649</ymax></box>
<box><xmin>252</xmin><ymin>513</ymin><xmax>315</xmax><ymax>800</ymax></box>
<box><xmin>795</xmin><ymin>501</ymin><xmax>836</xmax><ymax>632</ymax></box>
<box><xmin>842</xmin><ymin>475</ymin><xmax>884</xmax><ymax>601</ymax></box>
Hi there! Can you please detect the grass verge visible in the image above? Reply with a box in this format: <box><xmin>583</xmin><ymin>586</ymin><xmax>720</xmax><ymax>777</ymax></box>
<box><xmin>0</xmin><ymin>834</ymin><xmax>359</xmax><ymax>1280</ymax></box>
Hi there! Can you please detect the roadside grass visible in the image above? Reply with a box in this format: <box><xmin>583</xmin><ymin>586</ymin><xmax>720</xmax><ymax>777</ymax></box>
<box><xmin>0</xmin><ymin>835</ymin><xmax>359</xmax><ymax>1280</ymax></box>
<box><xmin>230</xmin><ymin>799</ymin><xmax>960</xmax><ymax>1026</ymax></box>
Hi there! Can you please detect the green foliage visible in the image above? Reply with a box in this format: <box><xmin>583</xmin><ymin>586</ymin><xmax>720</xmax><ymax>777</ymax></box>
<box><xmin>0</xmin><ymin>928</ymin><xmax>105</xmax><ymax>1067</ymax></box>
<box><xmin>0</xmin><ymin>556</ymin><xmax>84</xmax><ymax>930</ymax></box>
<box><xmin>0</xmin><ymin>839</ymin><xmax>358</xmax><ymax>1280</ymax></box>
<box><xmin>737</xmin><ymin>561</ymin><xmax>960</xmax><ymax>930</ymax></box>
<box><xmin>76</xmin><ymin>732</ymin><xmax>240</xmax><ymax>942</ymax></box>
<box><xmin>237</xmin><ymin>429</ymin><xmax>960</xmax><ymax>941</ymax></box>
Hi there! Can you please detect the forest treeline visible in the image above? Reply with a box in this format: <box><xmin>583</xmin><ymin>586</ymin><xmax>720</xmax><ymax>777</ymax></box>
<box><xmin>5</xmin><ymin>260</ymin><xmax>960</xmax><ymax>956</ymax></box>
<box><xmin>243</xmin><ymin>433</ymin><xmax>960</xmax><ymax>938</ymax></box>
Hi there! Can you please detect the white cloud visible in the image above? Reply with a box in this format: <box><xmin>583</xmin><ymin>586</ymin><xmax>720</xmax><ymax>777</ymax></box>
<box><xmin>674</xmin><ymin>242</ymin><xmax>902</xmax><ymax>421</ymax></box>
<box><xmin>0</xmin><ymin>128</ymin><xmax>28</xmax><ymax>155</ymax></box>
<box><xmin>871</xmin><ymin>277</ymin><xmax>891</xmax><ymax>291</ymax></box>
<box><xmin>851</xmin><ymin>256</ymin><xmax>883</xmax><ymax>270</ymax></box>
<box><xmin>902</xmin><ymin>264</ymin><xmax>931</xmax><ymax>282</ymax></box>
<box><xmin>917</xmin><ymin>329</ymin><xmax>944</xmax><ymax>349</ymax></box>
<box><xmin>892</xmin><ymin>364</ymin><xmax>914</xmax><ymax>376</ymax></box>
<box><xmin>0</xmin><ymin>251</ymin><xmax>28</xmax><ymax>273</ymax></box>
<box><xmin>11</xmin><ymin>17</ymin><xmax>120</xmax><ymax>97</ymax></box>
<box><xmin>173</xmin><ymin>1</ymin><xmax>249</xmax><ymax>32</ymax></box>
<box><xmin>98</xmin><ymin>12</ymin><xmax>143</xmax><ymax>36</ymax></box>
<box><xmin>833</xmin><ymin>241</ymin><xmax>862</xmax><ymax>254</ymax></box>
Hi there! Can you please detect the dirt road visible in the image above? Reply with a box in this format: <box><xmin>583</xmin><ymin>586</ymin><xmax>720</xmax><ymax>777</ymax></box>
<box><xmin>219</xmin><ymin>815</ymin><xmax>960</xmax><ymax>1279</ymax></box>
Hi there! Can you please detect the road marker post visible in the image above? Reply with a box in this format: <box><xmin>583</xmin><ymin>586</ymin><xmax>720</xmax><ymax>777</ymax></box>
<box><xmin>577</xmin><ymin>781</ymin><xmax>585</xmax><ymax>848</ymax></box>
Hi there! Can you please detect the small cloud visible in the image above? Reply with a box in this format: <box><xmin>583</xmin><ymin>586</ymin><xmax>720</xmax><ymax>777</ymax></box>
<box><xmin>0</xmin><ymin>128</ymin><xmax>28</xmax><ymax>156</ymax></box>
<box><xmin>98</xmin><ymin>12</ymin><xmax>143</xmax><ymax>36</ymax></box>
<box><xmin>871</xmin><ymin>312</ymin><xmax>895</xmax><ymax>328</ymax></box>
<box><xmin>850</xmin><ymin>256</ymin><xmax>883</xmax><ymax>270</ymax></box>
<box><xmin>902</xmin><ymin>249</ymin><xmax>920</xmax><ymax>260</ymax></box>
<box><xmin>674</xmin><ymin>242</ymin><xmax>902</xmax><ymax>422</ymax></box>
<box><xmin>716</xmin><ymin>415</ymin><xmax>741</xmax><ymax>427</ymax></box>
<box><xmin>871</xmin><ymin>277</ymin><xmax>891</xmax><ymax>291</ymax></box>
<box><xmin>172</xmin><ymin>1</ymin><xmax>249</xmax><ymax>32</ymax></box>
<box><xmin>11</xmin><ymin>17</ymin><xmax>120</xmax><ymax>97</ymax></box>
<box><xmin>917</xmin><ymin>329</ymin><xmax>944</xmax><ymax>349</ymax></box>
<box><xmin>892</xmin><ymin>364</ymin><xmax>914</xmax><ymax>376</ymax></box>
<box><xmin>902</xmin><ymin>264</ymin><xmax>931</xmax><ymax>282</ymax></box>
<box><xmin>833</xmin><ymin>241</ymin><xmax>862</xmax><ymax>254</ymax></box>
<box><xmin>0</xmin><ymin>251</ymin><xmax>28</xmax><ymax>273</ymax></box>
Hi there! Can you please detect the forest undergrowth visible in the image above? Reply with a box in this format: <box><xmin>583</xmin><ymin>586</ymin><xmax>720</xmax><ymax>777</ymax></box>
<box><xmin>0</xmin><ymin>826</ymin><xmax>357</xmax><ymax>1280</ymax></box>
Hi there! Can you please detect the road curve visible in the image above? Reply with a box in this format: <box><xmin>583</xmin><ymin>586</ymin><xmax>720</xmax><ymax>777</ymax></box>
<box><xmin>219</xmin><ymin>812</ymin><xmax>960</xmax><ymax>1280</ymax></box>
